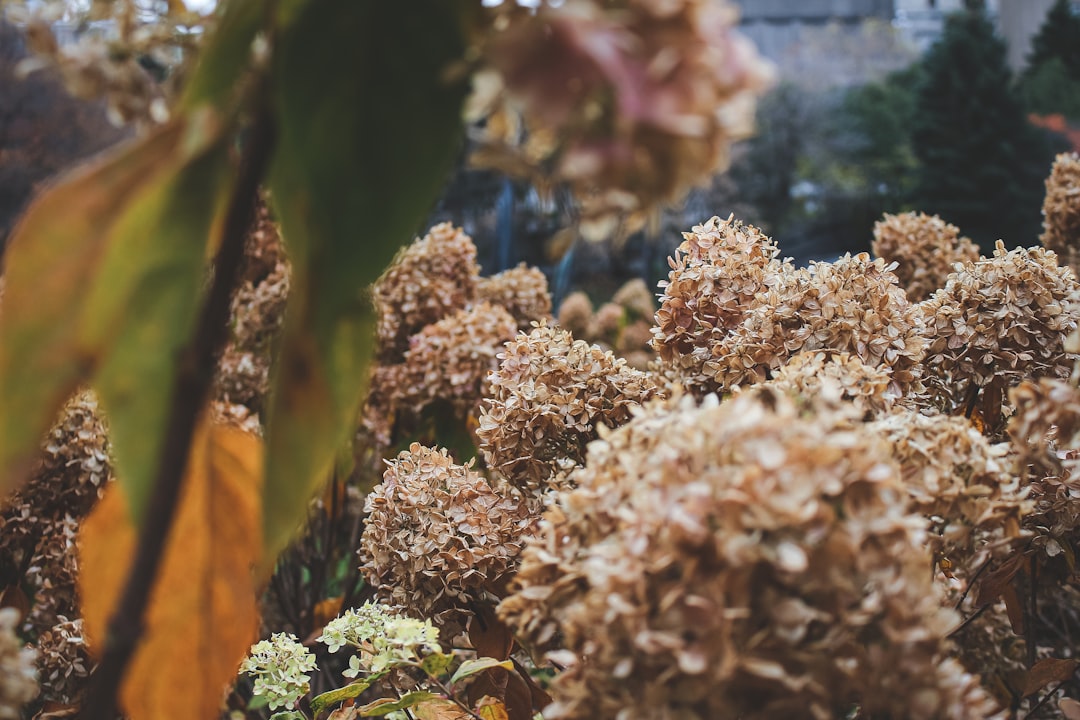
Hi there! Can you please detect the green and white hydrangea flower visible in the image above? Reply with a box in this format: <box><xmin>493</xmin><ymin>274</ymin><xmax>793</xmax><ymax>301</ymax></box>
<box><xmin>239</xmin><ymin>632</ymin><xmax>317</xmax><ymax>711</ymax></box>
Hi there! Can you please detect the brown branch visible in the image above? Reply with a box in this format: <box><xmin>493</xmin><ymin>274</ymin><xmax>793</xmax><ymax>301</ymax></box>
<box><xmin>80</xmin><ymin>104</ymin><xmax>276</xmax><ymax>720</ymax></box>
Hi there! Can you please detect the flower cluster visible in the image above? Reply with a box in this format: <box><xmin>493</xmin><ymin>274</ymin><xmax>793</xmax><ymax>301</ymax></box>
<box><xmin>0</xmin><ymin>608</ymin><xmax>37</xmax><ymax>719</ymax></box>
<box><xmin>556</xmin><ymin>279</ymin><xmax>657</xmax><ymax>369</ymax></box>
<box><xmin>871</xmin><ymin>212</ymin><xmax>980</xmax><ymax>302</ymax></box>
<box><xmin>318</xmin><ymin>602</ymin><xmax>441</xmax><ymax>677</ymax></box>
<box><xmin>1040</xmin><ymin>152</ymin><xmax>1080</xmax><ymax>273</ymax></box>
<box><xmin>477</xmin><ymin>264</ymin><xmax>553</xmax><ymax>330</ymax></box>
<box><xmin>869</xmin><ymin>409</ymin><xmax>1026</xmax><ymax>577</ymax></box>
<box><xmin>917</xmin><ymin>241</ymin><xmax>1080</xmax><ymax>436</ymax></box>
<box><xmin>373</xmin><ymin>223</ymin><xmax>480</xmax><ymax>364</ymax></box>
<box><xmin>472</xmin><ymin>0</ymin><xmax>773</xmax><ymax>234</ymax></box>
<box><xmin>652</xmin><ymin>215</ymin><xmax>790</xmax><ymax>394</ymax></box>
<box><xmin>216</xmin><ymin>201</ymin><xmax>290</xmax><ymax>415</ymax></box>
<box><xmin>707</xmin><ymin>253</ymin><xmax>925</xmax><ymax>396</ymax></box>
<box><xmin>499</xmin><ymin>391</ymin><xmax>995</xmax><ymax>719</ymax></box>
<box><xmin>239</xmin><ymin>632</ymin><xmax>317</xmax><ymax>711</ymax></box>
<box><xmin>749</xmin><ymin>350</ymin><xmax>896</xmax><ymax>418</ymax></box>
<box><xmin>358</xmin><ymin>444</ymin><xmax>534</xmax><ymax>630</ymax></box>
<box><xmin>33</xmin><ymin>617</ymin><xmax>88</xmax><ymax>706</ymax></box>
<box><xmin>398</xmin><ymin>303</ymin><xmax>519</xmax><ymax>423</ymax></box>
<box><xmin>477</xmin><ymin>322</ymin><xmax>659</xmax><ymax>493</ymax></box>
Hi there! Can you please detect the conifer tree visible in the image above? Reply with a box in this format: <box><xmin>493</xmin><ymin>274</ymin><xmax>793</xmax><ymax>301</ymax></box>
<box><xmin>1025</xmin><ymin>0</ymin><xmax>1080</xmax><ymax>82</ymax></box>
<box><xmin>911</xmin><ymin>6</ymin><xmax>1048</xmax><ymax>250</ymax></box>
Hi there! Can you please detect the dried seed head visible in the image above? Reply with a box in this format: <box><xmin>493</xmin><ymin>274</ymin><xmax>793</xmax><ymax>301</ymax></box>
<box><xmin>871</xmin><ymin>212</ymin><xmax>980</xmax><ymax>302</ymax></box>
<box><xmin>500</xmin><ymin>392</ymin><xmax>995</xmax><ymax>720</ymax></box>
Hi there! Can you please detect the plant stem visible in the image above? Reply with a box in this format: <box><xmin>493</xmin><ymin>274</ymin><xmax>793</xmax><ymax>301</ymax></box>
<box><xmin>80</xmin><ymin>104</ymin><xmax>276</xmax><ymax>720</ymax></box>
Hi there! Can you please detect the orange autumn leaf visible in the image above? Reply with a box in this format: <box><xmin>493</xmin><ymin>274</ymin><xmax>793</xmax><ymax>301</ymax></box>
<box><xmin>79</xmin><ymin>421</ymin><xmax>263</xmax><ymax>720</ymax></box>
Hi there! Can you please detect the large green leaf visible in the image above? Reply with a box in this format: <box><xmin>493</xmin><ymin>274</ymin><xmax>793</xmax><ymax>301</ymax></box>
<box><xmin>0</xmin><ymin>113</ymin><xmax>229</xmax><ymax>516</ymax></box>
<box><xmin>181</xmin><ymin>0</ymin><xmax>265</xmax><ymax>110</ymax></box>
<box><xmin>263</xmin><ymin>0</ymin><xmax>469</xmax><ymax>566</ymax></box>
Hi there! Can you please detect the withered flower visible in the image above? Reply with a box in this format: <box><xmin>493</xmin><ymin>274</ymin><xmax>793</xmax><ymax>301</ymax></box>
<box><xmin>0</xmin><ymin>608</ymin><xmax>37</xmax><ymax>717</ymax></box>
<box><xmin>358</xmin><ymin>444</ymin><xmax>534</xmax><ymax>630</ymax></box>
<box><xmin>500</xmin><ymin>391</ymin><xmax>996</xmax><ymax>720</ymax></box>
<box><xmin>652</xmin><ymin>214</ymin><xmax>790</xmax><ymax>394</ymax></box>
<box><xmin>707</xmin><ymin>252</ymin><xmax>924</xmax><ymax>397</ymax></box>
<box><xmin>1040</xmin><ymin>152</ymin><xmax>1080</xmax><ymax>273</ymax></box>
<box><xmin>477</xmin><ymin>264</ymin><xmax>554</xmax><ymax>330</ymax></box>
<box><xmin>749</xmin><ymin>350</ymin><xmax>896</xmax><ymax>418</ymax></box>
<box><xmin>917</xmin><ymin>241</ymin><xmax>1080</xmax><ymax>435</ymax></box>
<box><xmin>373</xmin><ymin>223</ymin><xmax>480</xmax><ymax>364</ymax></box>
<box><xmin>871</xmin><ymin>212</ymin><xmax>980</xmax><ymax>302</ymax></box>
<box><xmin>473</xmin><ymin>0</ymin><xmax>774</xmax><ymax>233</ymax></box>
<box><xmin>556</xmin><ymin>292</ymin><xmax>593</xmax><ymax>339</ymax></box>
<box><xmin>477</xmin><ymin>321</ymin><xmax>658</xmax><ymax>493</ymax></box>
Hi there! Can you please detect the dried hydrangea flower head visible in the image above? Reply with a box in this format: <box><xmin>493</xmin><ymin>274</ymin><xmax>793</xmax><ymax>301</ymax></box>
<box><xmin>386</xmin><ymin>302</ymin><xmax>518</xmax><ymax>439</ymax></box>
<box><xmin>747</xmin><ymin>350</ymin><xmax>896</xmax><ymax>418</ymax></box>
<box><xmin>499</xmin><ymin>391</ymin><xmax>995</xmax><ymax>719</ymax></box>
<box><xmin>652</xmin><ymin>215</ymin><xmax>791</xmax><ymax>394</ymax></box>
<box><xmin>239</xmin><ymin>632</ymin><xmax>316</xmax><ymax>712</ymax></box>
<box><xmin>477</xmin><ymin>321</ymin><xmax>659</xmax><ymax>493</ymax></box>
<box><xmin>871</xmin><ymin>212</ymin><xmax>981</xmax><ymax>302</ymax></box>
<box><xmin>588</xmin><ymin>302</ymin><xmax>625</xmax><ymax>348</ymax></box>
<box><xmin>918</xmin><ymin>241</ymin><xmax>1080</xmax><ymax>436</ymax></box>
<box><xmin>473</xmin><ymin>0</ymin><xmax>774</xmax><ymax>235</ymax></box>
<box><xmin>477</xmin><ymin>264</ymin><xmax>553</xmax><ymax>330</ymax></box>
<box><xmin>373</xmin><ymin>223</ymin><xmax>480</xmax><ymax>364</ymax></box>
<box><xmin>358</xmin><ymin>444</ymin><xmax>534</xmax><ymax>631</ymax></box>
<box><xmin>611</xmin><ymin>278</ymin><xmax>656</xmax><ymax>323</ymax></box>
<box><xmin>869</xmin><ymin>409</ymin><xmax>1026</xmax><ymax>578</ymax></box>
<box><xmin>708</xmin><ymin>253</ymin><xmax>925</xmax><ymax>397</ymax></box>
<box><xmin>1040</xmin><ymin>152</ymin><xmax>1080</xmax><ymax>273</ymax></box>
<box><xmin>0</xmin><ymin>608</ymin><xmax>37</xmax><ymax>718</ymax></box>
<box><xmin>556</xmin><ymin>292</ymin><xmax>593</xmax><ymax>338</ymax></box>
<box><xmin>216</xmin><ymin>202</ymin><xmax>290</xmax><ymax>414</ymax></box>
<box><xmin>1008</xmin><ymin>377</ymin><xmax>1080</xmax><ymax>553</ymax></box>
<box><xmin>33</xmin><ymin>617</ymin><xmax>87</xmax><ymax>706</ymax></box>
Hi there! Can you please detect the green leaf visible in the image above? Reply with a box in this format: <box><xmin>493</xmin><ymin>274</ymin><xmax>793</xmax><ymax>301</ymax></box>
<box><xmin>270</xmin><ymin>712</ymin><xmax>308</xmax><ymax>720</ymax></box>
<box><xmin>181</xmin><ymin>0</ymin><xmax>264</xmax><ymax>109</ymax></box>
<box><xmin>261</xmin><ymin>0</ymin><xmax>469</xmax><ymax>567</ymax></box>
<box><xmin>356</xmin><ymin>691</ymin><xmax>443</xmax><ymax>717</ymax></box>
<box><xmin>310</xmin><ymin>670</ymin><xmax>389</xmax><ymax>717</ymax></box>
<box><xmin>0</xmin><ymin>112</ymin><xmax>230</xmax><ymax>516</ymax></box>
<box><xmin>247</xmin><ymin>694</ymin><xmax>271</xmax><ymax>710</ymax></box>
<box><xmin>419</xmin><ymin>651</ymin><xmax>455</xmax><ymax>678</ymax></box>
<box><xmin>450</xmin><ymin>658</ymin><xmax>514</xmax><ymax>686</ymax></box>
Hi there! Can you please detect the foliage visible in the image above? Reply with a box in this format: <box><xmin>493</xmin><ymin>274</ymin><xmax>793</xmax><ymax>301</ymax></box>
<box><xmin>910</xmin><ymin>6</ymin><xmax>1049</xmax><ymax>250</ymax></box>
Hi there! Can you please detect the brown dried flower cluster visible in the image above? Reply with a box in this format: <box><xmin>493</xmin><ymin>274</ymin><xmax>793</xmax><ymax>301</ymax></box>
<box><xmin>0</xmin><ymin>608</ymin><xmax>37</xmax><ymax>717</ymax></box>
<box><xmin>1008</xmin><ymin>377</ymin><xmax>1080</xmax><ymax>551</ymax></box>
<box><xmin>473</xmin><ymin>0</ymin><xmax>773</xmax><ymax>234</ymax></box>
<box><xmin>216</xmin><ymin>202</ymin><xmax>290</xmax><ymax>414</ymax></box>
<box><xmin>652</xmin><ymin>215</ymin><xmax>790</xmax><ymax>392</ymax></box>
<box><xmin>708</xmin><ymin>252</ymin><xmax>925</xmax><ymax>396</ymax></box>
<box><xmin>477</xmin><ymin>264</ymin><xmax>553</xmax><ymax>330</ymax></box>
<box><xmin>373</xmin><ymin>223</ymin><xmax>480</xmax><ymax>364</ymax></box>
<box><xmin>750</xmin><ymin>350</ymin><xmax>896</xmax><ymax>418</ymax></box>
<box><xmin>477</xmin><ymin>322</ymin><xmax>658</xmax><ymax>493</ymax></box>
<box><xmin>869</xmin><ymin>410</ymin><xmax>1026</xmax><ymax>576</ymax></box>
<box><xmin>556</xmin><ymin>279</ymin><xmax>657</xmax><ymax>369</ymax></box>
<box><xmin>499</xmin><ymin>391</ymin><xmax>996</xmax><ymax>720</ymax></box>
<box><xmin>391</xmin><ymin>302</ymin><xmax>519</xmax><ymax>431</ymax></box>
<box><xmin>358</xmin><ymin>443</ymin><xmax>534</xmax><ymax>629</ymax></box>
<box><xmin>918</xmin><ymin>241</ymin><xmax>1080</xmax><ymax>434</ymax></box>
<box><xmin>33</xmin><ymin>617</ymin><xmax>88</xmax><ymax>706</ymax></box>
<box><xmin>871</xmin><ymin>212</ymin><xmax>981</xmax><ymax>302</ymax></box>
<box><xmin>1040</xmin><ymin>152</ymin><xmax>1080</xmax><ymax>273</ymax></box>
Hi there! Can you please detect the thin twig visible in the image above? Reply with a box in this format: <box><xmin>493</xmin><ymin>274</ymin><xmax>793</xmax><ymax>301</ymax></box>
<box><xmin>955</xmin><ymin>555</ymin><xmax>993</xmax><ymax>610</ymax></box>
<box><xmin>80</xmin><ymin>104</ymin><xmax>276</xmax><ymax>720</ymax></box>
<box><xmin>1024</xmin><ymin>679</ymin><xmax>1068</xmax><ymax>719</ymax></box>
<box><xmin>947</xmin><ymin>603</ymin><xmax>991</xmax><ymax>639</ymax></box>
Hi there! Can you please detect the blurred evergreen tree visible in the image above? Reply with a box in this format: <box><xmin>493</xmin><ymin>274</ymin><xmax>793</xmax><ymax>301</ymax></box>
<box><xmin>911</xmin><ymin>6</ymin><xmax>1049</xmax><ymax>250</ymax></box>
<box><xmin>1020</xmin><ymin>0</ymin><xmax>1080</xmax><ymax>122</ymax></box>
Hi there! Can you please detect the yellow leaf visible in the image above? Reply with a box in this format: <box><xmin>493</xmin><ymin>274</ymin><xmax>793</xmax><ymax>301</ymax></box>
<box><xmin>79</xmin><ymin>421</ymin><xmax>263</xmax><ymax>720</ymax></box>
<box><xmin>475</xmin><ymin>697</ymin><xmax>510</xmax><ymax>720</ymax></box>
